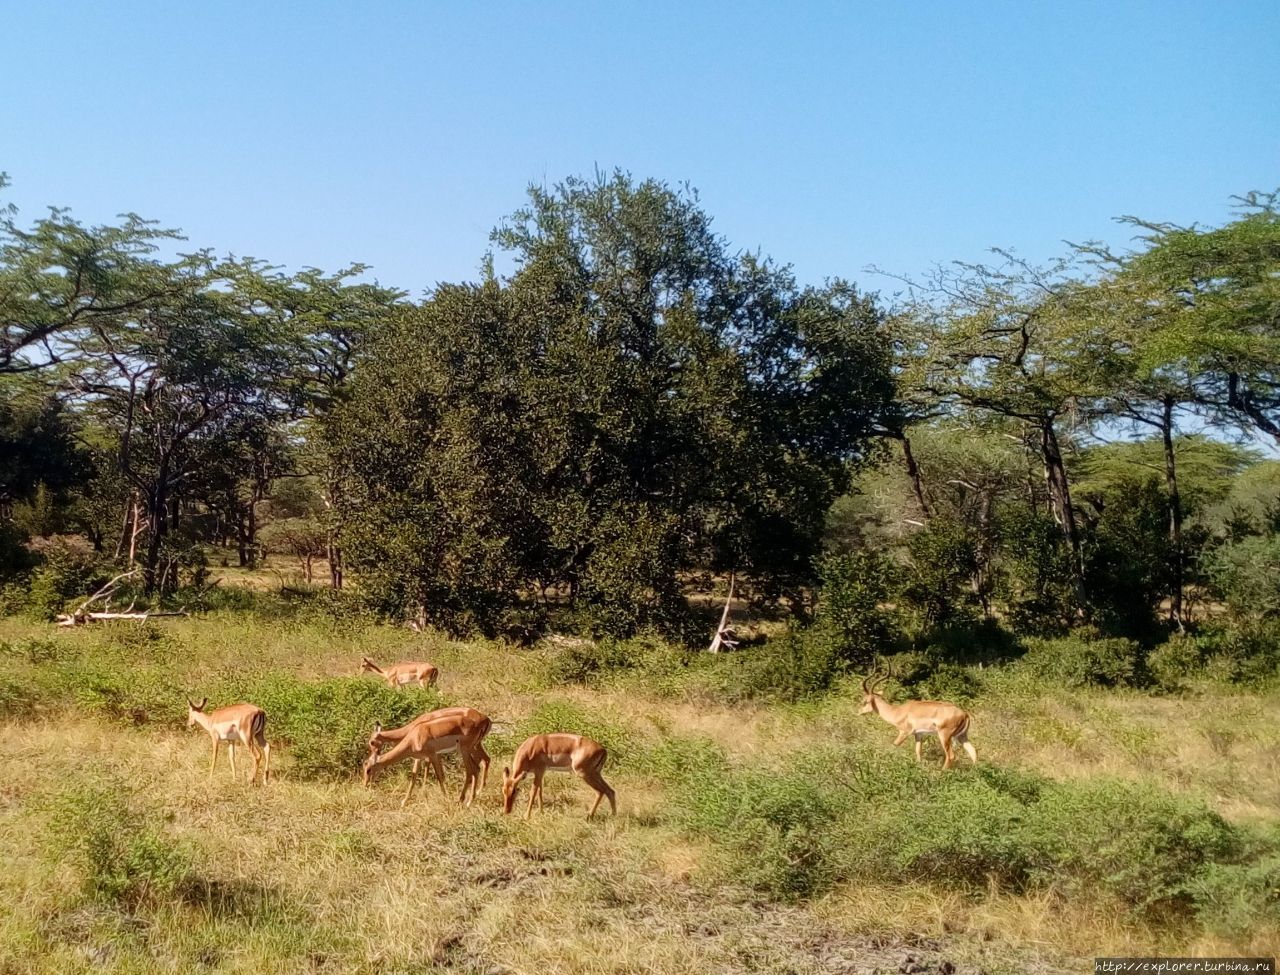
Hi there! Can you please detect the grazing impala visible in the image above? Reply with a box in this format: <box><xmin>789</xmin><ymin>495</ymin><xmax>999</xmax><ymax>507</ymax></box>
<box><xmin>502</xmin><ymin>733</ymin><xmax>616</xmax><ymax>820</ymax></box>
<box><xmin>361</xmin><ymin>706</ymin><xmax>491</xmax><ymax>806</ymax></box>
<box><xmin>859</xmin><ymin>667</ymin><xmax>977</xmax><ymax>769</ymax></box>
<box><xmin>365</xmin><ymin>707</ymin><xmax>492</xmax><ymax>800</ymax></box>
<box><xmin>186</xmin><ymin>698</ymin><xmax>272</xmax><ymax>785</ymax></box>
<box><xmin>359</xmin><ymin>656</ymin><xmax>439</xmax><ymax>689</ymax></box>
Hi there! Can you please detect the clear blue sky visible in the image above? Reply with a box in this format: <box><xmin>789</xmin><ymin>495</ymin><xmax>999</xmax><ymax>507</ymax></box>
<box><xmin>3</xmin><ymin>1</ymin><xmax>1277</xmax><ymax>299</ymax></box>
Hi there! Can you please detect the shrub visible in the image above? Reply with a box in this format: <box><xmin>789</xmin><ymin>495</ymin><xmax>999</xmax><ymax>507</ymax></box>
<box><xmin>722</xmin><ymin>623</ymin><xmax>852</xmax><ymax>701</ymax></box>
<box><xmin>1027</xmin><ymin>779</ymin><xmax>1239</xmax><ymax>918</ymax></box>
<box><xmin>0</xmin><ymin>673</ymin><xmax>39</xmax><ymax>719</ymax></box>
<box><xmin>913</xmin><ymin>662</ymin><xmax>984</xmax><ymax>705</ymax></box>
<box><xmin>41</xmin><ymin>776</ymin><xmax>194</xmax><ymax>910</ymax></box>
<box><xmin>515</xmin><ymin>699</ymin><xmax>637</xmax><ymax>769</ymax></box>
<box><xmin>217</xmin><ymin>674</ymin><xmax>442</xmax><ymax>779</ymax></box>
<box><xmin>814</xmin><ymin>551</ymin><xmax>900</xmax><ymax>668</ymax></box>
<box><xmin>1190</xmin><ymin>851</ymin><xmax>1280</xmax><ymax>937</ymax></box>
<box><xmin>672</xmin><ymin>763</ymin><xmax>842</xmax><ymax>899</ymax></box>
<box><xmin>1206</xmin><ymin>535</ymin><xmax>1280</xmax><ymax>619</ymax></box>
<box><xmin>542</xmin><ymin>632</ymin><xmax>685</xmax><ymax>686</ymax></box>
<box><xmin>1020</xmin><ymin>635</ymin><xmax>1147</xmax><ymax>688</ymax></box>
<box><xmin>1148</xmin><ymin>634</ymin><xmax>1206</xmax><ymax>689</ymax></box>
<box><xmin>24</xmin><ymin>534</ymin><xmax>100</xmax><ymax>620</ymax></box>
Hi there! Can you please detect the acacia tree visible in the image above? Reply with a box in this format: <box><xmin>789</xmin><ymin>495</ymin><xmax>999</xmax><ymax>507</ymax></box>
<box><xmin>331</xmin><ymin>173</ymin><xmax>894</xmax><ymax>635</ymax></box>
<box><xmin>230</xmin><ymin>264</ymin><xmax>404</xmax><ymax>588</ymax></box>
<box><xmin>1064</xmin><ymin>193</ymin><xmax>1280</xmax><ymax>624</ymax></box>
<box><xmin>896</xmin><ymin>254</ymin><xmax>1099</xmax><ymax>614</ymax></box>
<box><xmin>69</xmin><ymin>258</ymin><xmax>292</xmax><ymax>593</ymax></box>
<box><xmin>0</xmin><ymin>178</ymin><xmax>190</xmax><ymax>376</ymax></box>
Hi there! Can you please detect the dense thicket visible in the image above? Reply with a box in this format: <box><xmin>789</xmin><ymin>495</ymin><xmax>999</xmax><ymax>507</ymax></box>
<box><xmin>1</xmin><ymin>170</ymin><xmax>1278</xmax><ymax>660</ymax></box>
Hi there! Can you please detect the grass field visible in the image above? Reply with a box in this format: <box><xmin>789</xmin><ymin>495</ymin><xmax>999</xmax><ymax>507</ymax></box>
<box><xmin>0</xmin><ymin>599</ymin><xmax>1277</xmax><ymax>974</ymax></box>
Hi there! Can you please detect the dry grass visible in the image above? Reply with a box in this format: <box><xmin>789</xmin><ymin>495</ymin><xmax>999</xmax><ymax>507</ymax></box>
<box><xmin>0</xmin><ymin>610</ymin><xmax>1277</xmax><ymax>972</ymax></box>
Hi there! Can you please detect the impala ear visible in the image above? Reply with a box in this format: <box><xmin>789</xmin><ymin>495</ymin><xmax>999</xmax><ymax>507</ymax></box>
<box><xmin>189</xmin><ymin>697</ymin><xmax>206</xmax><ymax>711</ymax></box>
<box><xmin>502</xmin><ymin>766</ymin><xmax>511</xmax><ymax>777</ymax></box>
<box><xmin>372</xmin><ymin>722</ymin><xmax>382</xmax><ymax>735</ymax></box>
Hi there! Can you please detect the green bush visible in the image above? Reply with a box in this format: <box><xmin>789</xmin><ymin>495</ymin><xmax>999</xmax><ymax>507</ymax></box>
<box><xmin>542</xmin><ymin>632</ymin><xmax>686</xmax><ymax>686</ymax></box>
<box><xmin>41</xmin><ymin>776</ymin><xmax>194</xmax><ymax>910</ymax></box>
<box><xmin>814</xmin><ymin>551</ymin><xmax>900</xmax><ymax>668</ymax></box>
<box><xmin>515</xmin><ymin>698</ymin><xmax>637</xmax><ymax>769</ymax></box>
<box><xmin>214</xmin><ymin>674</ymin><xmax>442</xmax><ymax>779</ymax></box>
<box><xmin>913</xmin><ymin>662</ymin><xmax>984</xmax><ymax>704</ymax></box>
<box><xmin>1189</xmin><ymin>850</ymin><xmax>1280</xmax><ymax>937</ymax></box>
<box><xmin>24</xmin><ymin>534</ymin><xmax>100</xmax><ymax>620</ymax></box>
<box><xmin>0</xmin><ymin>673</ymin><xmax>39</xmax><ymax>719</ymax></box>
<box><xmin>1148</xmin><ymin>634</ymin><xmax>1206</xmax><ymax>688</ymax></box>
<box><xmin>1206</xmin><ymin>535</ymin><xmax>1280</xmax><ymax>619</ymax></box>
<box><xmin>657</xmin><ymin>731</ymin><xmax>1264</xmax><ymax>920</ymax></box>
<box><xmin>1027</xmin><ymin>780</ymin><xmax>1239</xmax><ymax>917</ymax></box>
<box><xmin>1020</xmin><ymin>635</ymin><xmax>1147</xmax><ymax>688</ymax></box>
<box><xmin>672</xmin><ymin>762</ymin><xmax>842</xmax><ymax>899</ymax></box>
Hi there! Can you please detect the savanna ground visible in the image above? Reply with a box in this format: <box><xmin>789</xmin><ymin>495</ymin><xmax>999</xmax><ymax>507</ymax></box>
<box><xmin>0</xmin><ymin>575</ymin><xmax>1277</xmax><ymax>974</ymax></box>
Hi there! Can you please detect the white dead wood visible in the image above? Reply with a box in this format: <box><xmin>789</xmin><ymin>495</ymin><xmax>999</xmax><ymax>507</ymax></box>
<box><xmin>54</xmin><ymin>569</ymin><xmax>189</xmax><ymax>627</ymax></box>
<box><xmin>707</xmin><ymin>571</ymin><xmax>740</xmax><ymax>653</ymax></box>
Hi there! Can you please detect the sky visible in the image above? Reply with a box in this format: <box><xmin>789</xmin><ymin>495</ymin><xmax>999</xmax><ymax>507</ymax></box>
<box><xmin>2</xmin><ymin>1</ymin><xmax>1278</xmax><ymax>300</ymax></box>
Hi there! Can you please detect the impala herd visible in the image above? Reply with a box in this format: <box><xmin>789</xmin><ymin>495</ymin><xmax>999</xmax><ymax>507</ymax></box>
<box><xmin>185</xmin><ymin>655</ymin><xmax>977</xmax><ymax>813</ymax></box>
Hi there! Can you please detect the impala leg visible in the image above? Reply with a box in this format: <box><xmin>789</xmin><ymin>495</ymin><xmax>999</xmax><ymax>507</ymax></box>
<box><xmin>228</xmin><ymin>743</ymin><xmax>238</xmax><ymax>780</ymax></box>
<box><xmin>892</xmin><ymin>730</ymin><xmax>909</xmax><ymax>747</ymax></box>
<box><xmin>938</xmin><ymin>732</ymin><xmax>955</xmax><ymax>769</ymax></box>
<box><xmin>586</xmin><ymin>767</ymin><xmax>614</xmax><ymax>813</ymax></box>
<box><xmin>524</xmin><ymin>774</ymin><xmax>539</xmax><ymax>819</ymax></box>
<box><xmin>914</xmin><ymin>738</ymin><xmax>923</xmax><ymax>763</ymax></box>
<box><xmin>583</xmin><ymin>770</ymin><xmax>616</xmax><ymax>818</ymax></box>
<box><xmin>458</xmin><ymin>754</ymin><xmax>476</xmax><ymax>806</ymax></box>
<box><xmin>248</xmin><ymin>742</ymin><xmax>262</xmax><ymax>786</ymax></box>
<box><xmin>258</xmin><ymin>732</ymin><xmax>272</xmax><ymax>784</ymax></box>
<box><xmin>401</xmin><ymin>766</ymin><xmax>418</xmax><ymax>807</ymax></box>
<box><xmin>430</xmin><ymin>754</ymin><xmax>447</xmax><ymax>799</ymax></box>
<box><xmin>209</xmin><ymin>739</ymin><xmax>219</xmax><ymax>780</ymax></box>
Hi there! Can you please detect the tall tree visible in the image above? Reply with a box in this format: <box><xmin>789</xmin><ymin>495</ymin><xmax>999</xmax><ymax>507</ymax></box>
<box><xmin>331</xmin><ymin>173</ymin><xmax>894</xmax><ymax>634</ymax></box>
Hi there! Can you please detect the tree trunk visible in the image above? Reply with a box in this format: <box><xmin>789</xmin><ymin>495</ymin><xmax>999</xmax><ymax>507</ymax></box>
<box><xmin>113</xmin><ymin>496</ymin><xmax>133</xmax><ymax>560</ymax></box>
<box><xmin>236</xmin><ymin>510</ymin><xmax>250</xmax><ymax>567</ymax></box>
<box><xmin>899</xmin><ymin>432</ymin><xmax>932</xmax><ymax>521</ymax></box>
<box><xmin>1160</xmin><ymin>396</ymin><xmax>1185</xmax><ymax>630</ymax></box>
<box><xmin>1039</xmin><ymin>421</ymin><xmax>1088</xmax><ymax>617</ymax></box>
<box><xmin>246</xmin><ymin>499</ymin><xmax>258</xmax><ymax>569</ymax></box>
<box><xmin>143</xmin><ymin>492</ymin><xmax>166</xmax><ymax>595</ymax></box>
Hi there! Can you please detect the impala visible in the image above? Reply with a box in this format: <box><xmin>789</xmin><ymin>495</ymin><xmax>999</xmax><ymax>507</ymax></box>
<box><xmin>502</xmin><ymin>733</ymin><xmax>615</xmax><ymax>820</ymax></box>
<box><xmin>365</xmin><ymin>707</ymin><xmax>492</xmax><ymax>799</ymax></box>
<box><xmin>361</xmin><ymin>706</ymin><xmax>490</xmax><ymax>806</ymax></box>
<box><xmin>186</xmin><ymin>698</ymin><xmax>272</xmax><ymax>785</ymax></box>
<box><xmin>859</xmin><ymin>667</ymin><xmax>977</xmax><ymax>769</ymax></box>
<box><xmin>359</xmin><ymin>656</ymin><xmax>439</xmax><ymax>689</ymax></box>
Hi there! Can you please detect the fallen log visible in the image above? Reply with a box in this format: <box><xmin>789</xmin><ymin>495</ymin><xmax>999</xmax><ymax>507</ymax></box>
<box><xmin>53</xmin><ymin>568</ymin><xmax>190</xmax><ymax>626</ymax></box>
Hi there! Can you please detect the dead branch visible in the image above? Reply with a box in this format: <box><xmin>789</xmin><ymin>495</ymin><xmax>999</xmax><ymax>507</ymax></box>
<box><xmin>54</xmin><ymin>568</ymin><xmax>192</xmax><ymax>626</ymax></box>
<box><xmin>707</xmin><ymin>571</ymin><xmax>739</xmax><ymax>653</ymax></box>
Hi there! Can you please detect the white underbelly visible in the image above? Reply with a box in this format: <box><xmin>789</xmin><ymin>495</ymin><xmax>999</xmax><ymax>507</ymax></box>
<box><xmin>912</xmin><ymin>726</ymin><xmax>937</xmax><ymax>739</ymax></box>
<box><xmin>431</xmin><ymin>736</ymin><xmax>462</xmax><ymax>755</ymax></box>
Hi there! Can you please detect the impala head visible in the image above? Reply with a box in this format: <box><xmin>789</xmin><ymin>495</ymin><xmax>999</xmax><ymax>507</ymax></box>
<box><xmin>360</xmin><ymin>749</ymin><xmax>381</xmax><ymax>787</ymax></box>
<box><xmin>859</xmin><ymin>667</ymin><xmax>890</xmax><ymax>714</ymax></box>
<box><xmin>359</xmin><ymin>656</ymin><xmax>377</xmax><ymax>676</ymax></box>
<box><xmin>501</xmin><ymin>765</ymin><xmax>518</xmax><ymax>814</ymax></box>
<box><xmin>186</xmin><ymin>697</ymin><xmax>208</xmax><ymax>727</ymax></box>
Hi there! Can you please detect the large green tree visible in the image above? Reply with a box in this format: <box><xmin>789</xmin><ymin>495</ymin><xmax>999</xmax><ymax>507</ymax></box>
<box><xmin>331</xmin><ymin>173</ymin><xmax>894</xmax><ymax>635</ymax></box>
